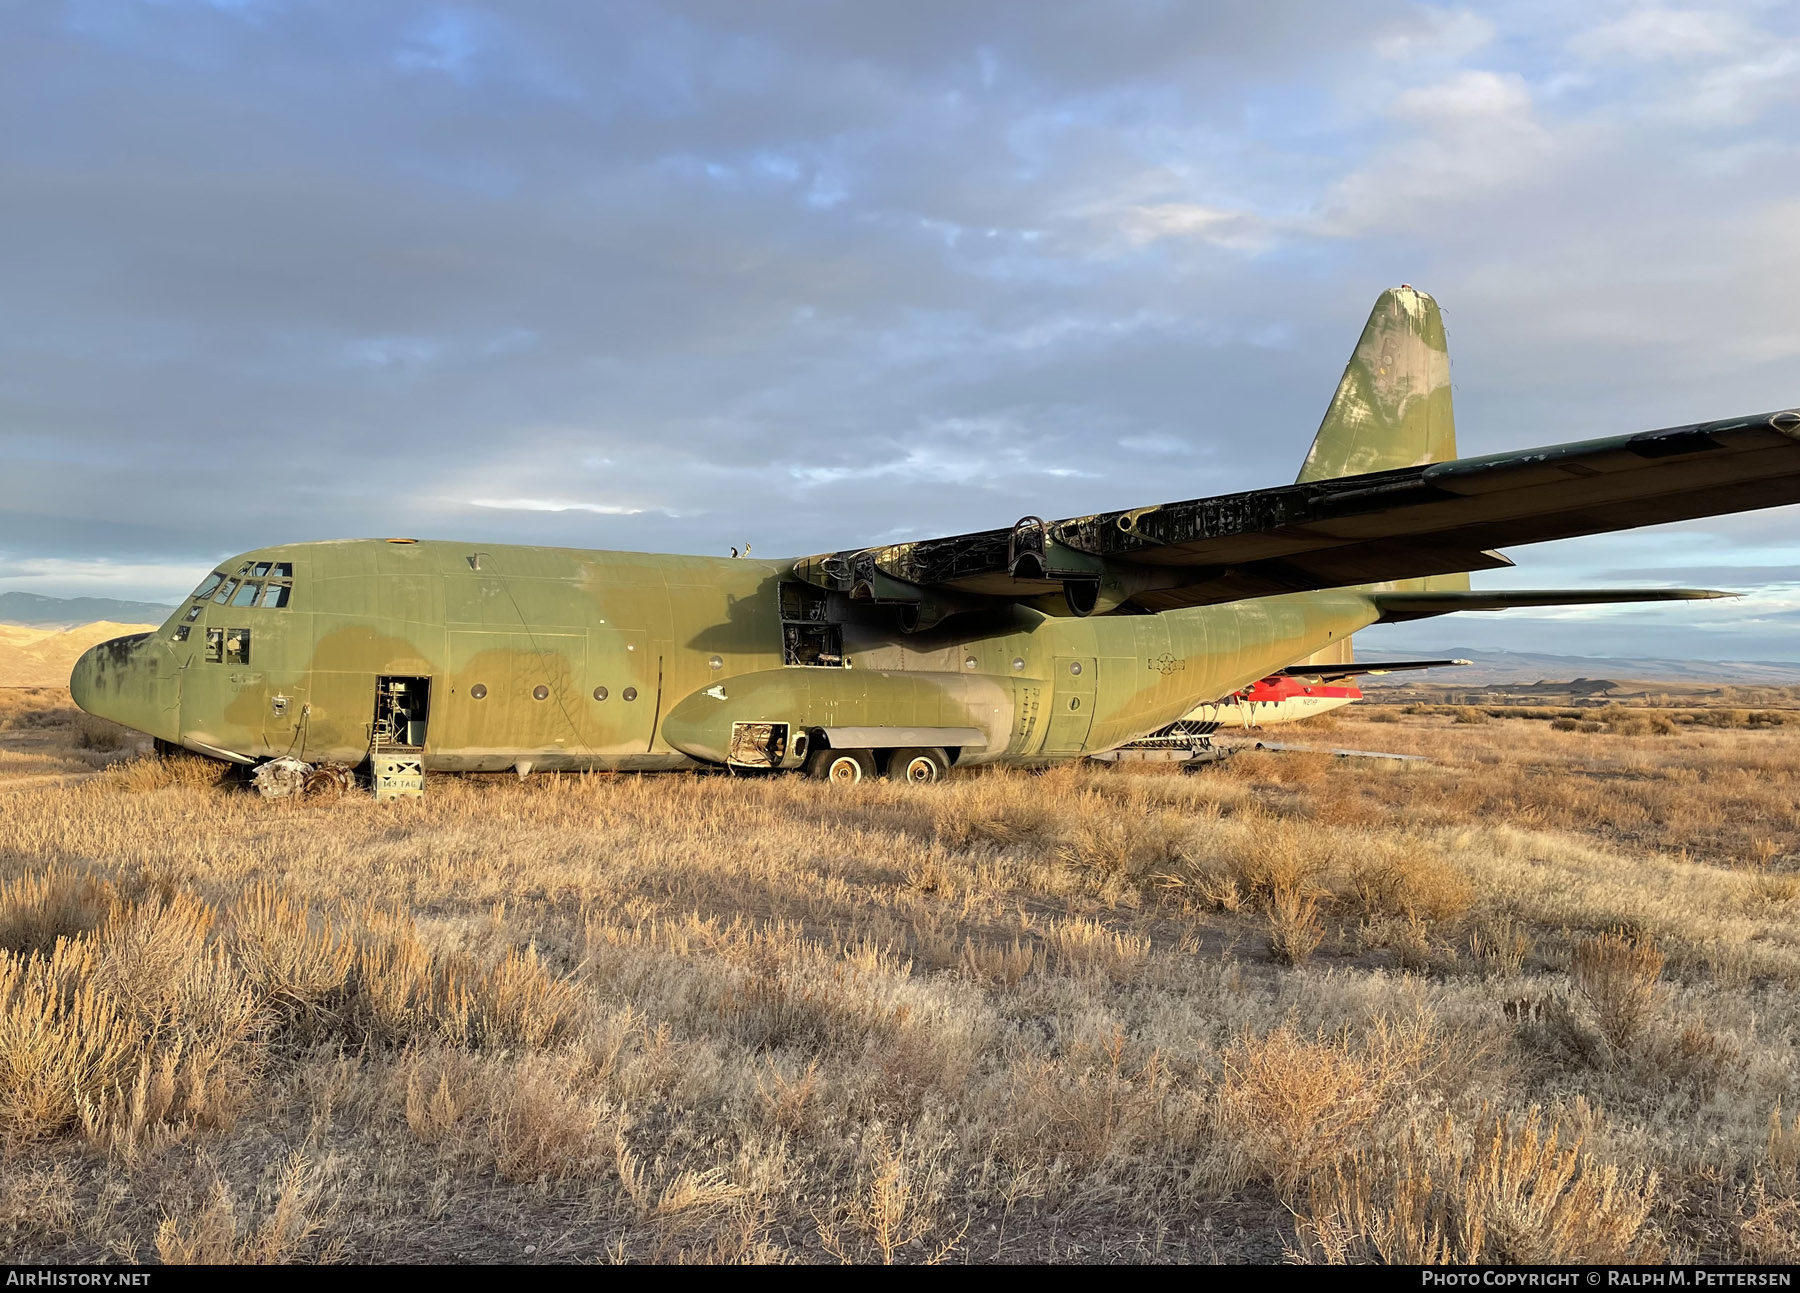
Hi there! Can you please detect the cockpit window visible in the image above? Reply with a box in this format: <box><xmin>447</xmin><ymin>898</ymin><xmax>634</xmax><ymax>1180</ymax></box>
<box><xmin>241</xmin><ymin>558</ymin><xmax>297</xmax><ymax>610</ymax></box>
<box><xmin>183</xmin><ymin>603</ymin><xmax>203</xmax><ymax>623</ymax></box>
<box><xmin>201</xmin><ymin>558</ymin><xmax>294</xmax><ymax>611</ymax></box>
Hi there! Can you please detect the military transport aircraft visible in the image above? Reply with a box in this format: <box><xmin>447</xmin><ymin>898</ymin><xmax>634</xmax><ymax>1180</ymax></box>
<box><xmin>71</xmin><ymin>286</ymin><xmax>1797</xmax><ymax>786</ymax></box>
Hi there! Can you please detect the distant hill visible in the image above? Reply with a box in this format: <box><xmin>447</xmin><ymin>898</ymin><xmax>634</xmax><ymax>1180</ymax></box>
<box><xmin>0</xmin><ymin>621</ymin><xmax>161</xmax><ymax>688</ymax></box>
<box><xmin>0</xmin><ymin>592</ymin><xmax>175</xmax><ymax>629</ymax></box>
<box><xmin>1362</xmin><ymin>647</ymin><xmax>1800</xmax><ymax>687</ymax></box>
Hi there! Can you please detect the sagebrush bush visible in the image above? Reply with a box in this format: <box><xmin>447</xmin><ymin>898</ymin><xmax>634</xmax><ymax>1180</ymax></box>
<box><xmin>1347</xmin><ymin>842</ymin><xmax>1473</xmax><ymax>924</ymax></box>
<box><xmin>487</xmin><ymin>1062</ymin><xmax>605</xmax><ymax>1183</ymax></box>
<box><xmin>0</xmin><ymin>941</ymin><xmax>137</xmax><ymax>1135</ymax></box>
<box><xmin>0</xmin><ymin>875</ymin><xmax>579</xmax><ymax>1156</ymax></box>
<box><xmin>72</xmin><ymin>716</ymin><xmax>130</xmax><ymax>752</ymax></box>
<box><xmin>0</xmin><ymin>867</ymin><xmax>116</xmax><ymax>954</ymax></box>
<box><xmin>1267</xmin><ymin>885</ymin><xmax>1323</xmax><ymax>966</ymax></box>
<box><xmin>1218</xmin><ymin>1024</ymin><xmax>1425</xmax><ymax>1190</ymax></box>
<box><xmin>1571</xmin><ymin>929</ymin><xmax>1665</xmax><ymax>1052</ymax></box>
<box><xmin>1297</xmin><ymin>1106</ymin><xmax>1661</xmax><ymax>1264</ymax></box>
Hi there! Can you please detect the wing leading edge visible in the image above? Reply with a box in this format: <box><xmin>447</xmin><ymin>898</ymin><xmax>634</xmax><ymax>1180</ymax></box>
<box><xmin>792</xmin><ymin>407</ymin><xmax>1799</xmax><ymax>625</ymax></box>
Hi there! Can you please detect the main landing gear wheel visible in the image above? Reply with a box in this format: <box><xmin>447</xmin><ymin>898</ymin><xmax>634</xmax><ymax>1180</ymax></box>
<box><xmin>887</xmin><ymin>747</ymin><xmax>949</xmax><ymax>784</ymax></box>
<box><xmin>807</xmin><ymin>748</ymin><xmax>876</xmax><ymax>784</ymax></box>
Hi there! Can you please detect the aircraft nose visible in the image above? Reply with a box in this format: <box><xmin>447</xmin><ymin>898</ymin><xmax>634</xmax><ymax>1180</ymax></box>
<box><xmin>69</xmin><ymin>632</ymin><xmax>175</xmax><ymax>741</ymax></box>
<box><xmin>69</xmin><ymin>642</ymin><xmax>102</xmax><ymax>714</ymax></box>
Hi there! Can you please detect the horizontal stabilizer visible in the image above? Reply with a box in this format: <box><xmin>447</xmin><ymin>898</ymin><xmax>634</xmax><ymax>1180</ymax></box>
<box><xmin>1372</xmin><ymin>588</ymin><xmax>1734</xmax><ymax>624</ymax></box>
<box><xmin>1276</xmin><ymin>657</ymin><xmax>1470</xmax><ymax>681</ymax></box>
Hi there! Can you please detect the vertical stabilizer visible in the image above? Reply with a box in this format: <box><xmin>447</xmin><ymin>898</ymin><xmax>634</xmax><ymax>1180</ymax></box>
<box><xmin>1297</xmin><ymin>285</ymin><xmax>1456</xmax><ymax>483</ymax></box>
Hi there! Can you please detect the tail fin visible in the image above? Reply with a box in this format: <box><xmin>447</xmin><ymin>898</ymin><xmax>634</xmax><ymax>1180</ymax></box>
<box><xmin>1297</xmin><ymin>285</ymin><xmax>1456</xmax><ymax>483</ymax></box>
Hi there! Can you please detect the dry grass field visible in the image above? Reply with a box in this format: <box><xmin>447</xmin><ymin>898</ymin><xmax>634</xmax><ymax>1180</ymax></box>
<box><xmin>0</xmin><ymin>684</ymin><xmax>1796</xmax><ymax>1264</ymax></box>
<box><xmin>1371</xmin><ymin>681</ymin><xmax>1800</xmax><ymax>712</ymax></box>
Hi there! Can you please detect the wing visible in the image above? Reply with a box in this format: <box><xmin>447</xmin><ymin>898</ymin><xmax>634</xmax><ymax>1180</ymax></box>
<box><xmin>792</xmin><ymin>407</ymin><xmax>1800</xmax><ymax>623</ymax></box>
<box><xmin>1369</xmin><ymin>587</ymin><xmax>1734</xmax><ymax>622</ymax></box>
<box><xmin>1275</xmin><ymin>658</ymin><xmax>1470</xmax><ymax>682</ymax></box>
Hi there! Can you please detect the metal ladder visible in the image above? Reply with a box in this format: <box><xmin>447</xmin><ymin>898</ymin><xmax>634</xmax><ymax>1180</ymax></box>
<box><xmin>370</xmin><ymin>683</ymin><xmax>425</xmax><ymax>801</ymax></box>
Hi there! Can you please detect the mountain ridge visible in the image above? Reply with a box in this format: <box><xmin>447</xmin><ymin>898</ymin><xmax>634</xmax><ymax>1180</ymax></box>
<box><xmin>1360</xmin><ymin>646</ymin><xmax>1800</xmax><ymax>687</ymax></box>
<box><xmin>0</xmin><ymin>592</ymin><xmax>175</xmax><ymax>628</ymax></box>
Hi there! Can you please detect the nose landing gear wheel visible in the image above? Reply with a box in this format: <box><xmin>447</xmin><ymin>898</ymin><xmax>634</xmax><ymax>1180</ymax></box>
<box><xmin>807</xmin><ymin>748</ymin><xmax>876</xmax><ymax>784</ymax></box>
<box><xmin>888</xmin><ymin>747</ymin><xmax>949</xmax><ymax>784</ymax></box>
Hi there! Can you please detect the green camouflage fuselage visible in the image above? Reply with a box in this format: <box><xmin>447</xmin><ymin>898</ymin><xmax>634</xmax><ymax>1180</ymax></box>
<box><xmin>70</xmin><ymin>537</ymin><xmax>1378</xmax><ymax>770</ymax></box>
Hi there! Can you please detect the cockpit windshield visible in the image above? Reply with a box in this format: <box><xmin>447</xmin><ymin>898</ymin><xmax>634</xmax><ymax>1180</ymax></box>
<box><xmin>188</xmin><ymin>559</ymin><xmax>295</xmax><ymax>617</ymax></box>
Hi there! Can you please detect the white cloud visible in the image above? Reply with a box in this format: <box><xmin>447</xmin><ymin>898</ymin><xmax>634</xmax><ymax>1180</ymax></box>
<box><xmin>0</xmin><ymin>555</ymin><xmax>211</xmax><ymax>603</ymax></box>
<box><xmin>1390</xmin><ymin>67</ymin><xmax>1533</xmax><ymax>121</ymax></box>
<box><xmin>1319</xmin><ymin>70</ymin><xmax>1564</xmax><ymax>235</ymax></box>
<box><xmin>467</xmin><ymin>498</ymin><xmax>647</xmax><ymax>515</ymax></box>
<box><xmin>1113</xmin><ymin>203</ymin><xmax>1271</xmax><ymax>253</ymax></box>
<box><xmin>1572</xmin><ymin>6</ymin><xmax>1749</xmax><ymax>61</ymax></box>
<box><xmin>1118</xmin><ymin>432</ymin><xmax>1188</xmax><ymax>455</ymax></box>
<box><xmin>1374</xmin><ymin>9</ymin><xmax>1496</xmax><ymax>64</ymax></box>
<box><xmin>345</xmin><ymin>337</ymin><xmax>443</xmax><ymax>370</ymax></box>
<box><xmin>785</xmin><ymin>421</ymin><xmax>1101</xmax><ymax>491</ymax></box>
<box><xmin>1675</xmin><ymin>43</ymin><xmax>1800</xmax><ymax>124</ymax></box>
<box><xmin>1566</xmin><ymin>4</ymin><xmax>1800</xmax><ymax>125</ymax></box>
<box><xmin>395</xmin><ymin>10</ymin><xmax>482</xmax><ymax>79</ymax></box>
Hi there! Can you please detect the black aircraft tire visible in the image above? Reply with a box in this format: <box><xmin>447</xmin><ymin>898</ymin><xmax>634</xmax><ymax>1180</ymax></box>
<box><xmin>807</xmin><ymin>748</ymin><xmax>876</xmax><ymax>784</ymax></box>
<box><xmin>887</xmin><ymin>747</ymin><xmax>949</xmax><ymax>784</ymax></box>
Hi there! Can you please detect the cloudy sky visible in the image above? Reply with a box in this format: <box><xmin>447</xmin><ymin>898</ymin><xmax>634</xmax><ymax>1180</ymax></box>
<box><xmin>3</xmin><ymin>0</ymin><xmax>1799</xmax><ymax>659</ymax></box>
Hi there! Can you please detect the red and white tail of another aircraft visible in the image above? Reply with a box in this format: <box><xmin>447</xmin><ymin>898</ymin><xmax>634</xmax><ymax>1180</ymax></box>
<box><xmin>1174</xmin><ymin>659</ymin><xmax>1468</xmax><ymax>731</ymax></box>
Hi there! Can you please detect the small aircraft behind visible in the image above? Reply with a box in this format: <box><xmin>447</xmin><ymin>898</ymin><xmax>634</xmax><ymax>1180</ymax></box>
<box><xmin>71</xmin><ymin>286</ymin><xmax>1796</xmax><ymax>787</ymax></box>
<box><xmin>1164</xmin><ymin>655</ymin><xmax>1466</xmax><ymax>732</ymax></box>
<box><xmin>1096</xmin><ymin>654</ymin><xmax>1464</xmax><ymax>762</ymax></box>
